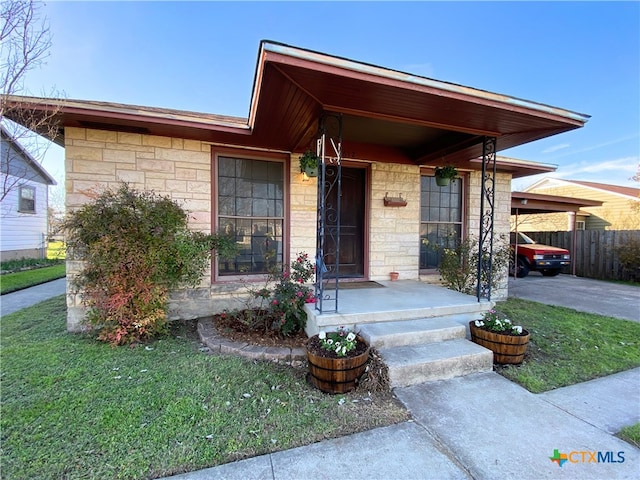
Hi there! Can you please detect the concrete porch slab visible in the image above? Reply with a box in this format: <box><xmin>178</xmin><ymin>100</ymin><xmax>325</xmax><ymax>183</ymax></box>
<box><xmin>305</xmin><ymin>280</ymin><xmax>493</xmax><ymax>335</ymax></box>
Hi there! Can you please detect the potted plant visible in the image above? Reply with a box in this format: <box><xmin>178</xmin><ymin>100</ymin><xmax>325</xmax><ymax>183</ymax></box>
<box><xmin>469</xmin><ymin>309</ymin><xmax>530</xmax><ymax>365</ymax></box>
<box><xmin>306</xmin><ymin>326</ymin><xmax>370</xmax><ymax>393</ymax></box>
<box><xmin>299</xmin><ymin>150</ymin><xmax>319</xmax><ymax>177</ymax></box>
<box><xmin>434</xmin><ymin>165</ymin><xmax>458</xmax><ymax>186</ymax></box>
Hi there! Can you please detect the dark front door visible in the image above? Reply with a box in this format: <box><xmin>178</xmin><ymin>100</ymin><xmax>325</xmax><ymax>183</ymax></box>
<box><xmin>325</xmin><ymin>166</ymin><xmax>366</xmax><ymax>278</ymax></box>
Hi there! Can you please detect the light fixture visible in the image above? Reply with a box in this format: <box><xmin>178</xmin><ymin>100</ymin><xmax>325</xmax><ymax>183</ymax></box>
<box><xmin>520</xmin><ymin>198</ymin><xmax>528</xmax><ymax>205</ymax></box>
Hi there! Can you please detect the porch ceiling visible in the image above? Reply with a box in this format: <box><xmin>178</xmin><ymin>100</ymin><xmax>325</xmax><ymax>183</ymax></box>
<box><xmin>254</xmin><ymin>42</ymin><xmax>590</xmax><ymax>167</ymax></box>
<box><xmin>2</xmin><ymin>40</ymin><xmax>589</xmax><ymax>174</ymax></box>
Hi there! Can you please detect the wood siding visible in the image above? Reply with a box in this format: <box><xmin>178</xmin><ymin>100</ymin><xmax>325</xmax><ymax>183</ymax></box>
<box><xmin>524</xmin><ymin>183</ymin><xmax>640</xmax><ymax>230</ymax></box>
<box><xmin>526</xmin><ymin>230</ymin><xmax>640</xmax><ymax>281</ymax></box>
<box><xmin>0</xmin><ymin>174</ymin><xmax>49</xmax><ymax>257</ymax></box>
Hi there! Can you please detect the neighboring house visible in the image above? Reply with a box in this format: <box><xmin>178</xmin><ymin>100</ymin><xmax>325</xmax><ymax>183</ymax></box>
<box><xmin>0</xmin><ymin>125</ymin><xmax>57</xmax><ymax>261</ymax></box>
<box><xmin>4</xmin><ymin>41</ymin><xmax>589</xmax><ymax>331</ymax></box>
<box><xmin>521</xmin><ymin>178</ymin><xmax>640</xmax><ymax>231</ymax></box>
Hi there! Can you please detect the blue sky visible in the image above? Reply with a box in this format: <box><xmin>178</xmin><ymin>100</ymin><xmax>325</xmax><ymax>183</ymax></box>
<box><xmin>24</xmin><ymin>1</ymin><xmax>639</xmax><ymax>191</ymax></box>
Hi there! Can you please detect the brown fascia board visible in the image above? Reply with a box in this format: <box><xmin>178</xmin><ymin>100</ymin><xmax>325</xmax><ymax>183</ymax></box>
<box><xmin>512</xmin><ymin>191</ymin><xmax>603</xmax><ymax>211</ymax></box>
<box><xmin>259</xmin><ymin>41</ymin><xmax>591</xmax><ymax>128</ymax></box>
<box><xmin>3</xmin><ymin>95</ymin><xmax>252</xmax><ymax>144</ymax></box>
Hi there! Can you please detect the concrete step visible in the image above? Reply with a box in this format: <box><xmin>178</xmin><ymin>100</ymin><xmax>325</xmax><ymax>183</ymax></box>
<box><xmin>379</xmin><ymin>339</ymin><xmax>493</xmax><ymax>388</ymax></box>
<box><xmin>307</xmin><ymin>301</ymin><xmax>492</xmax><ymax>336</ymax></box>
<box><xmin>357</xmin><ymin>317</ymin><xmax>466</xmax><ymax>349</ymax></box>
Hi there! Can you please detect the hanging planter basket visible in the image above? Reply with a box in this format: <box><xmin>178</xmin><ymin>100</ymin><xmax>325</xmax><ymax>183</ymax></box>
<box><xmin>469</xmin><ymin>321</ymin><xmax>530</xmax><ymax>365</ymax></box>
<box><xmin>299</xmin><ymin>150</ymin><xmax>319</xmax><ymax>178</ymax></box>
<box><xmin>435</xmin><ymin>176</ymin><xmax>450</xmax><ymax>187</ymax></box>
<box><xmin>434</xmin><ymin>165</ymin><xmax>458</xmax><ymax>187</ymax></box>
<box><xmin>304</xmin><ymin>166</ymin><xmax>318</xmax><ymax>177</ymax></box>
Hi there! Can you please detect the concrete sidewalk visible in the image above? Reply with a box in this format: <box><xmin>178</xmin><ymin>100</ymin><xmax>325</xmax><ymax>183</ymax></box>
<box><xmin>0</xmin><ymin>277</ymin><xmax>66</xmax><ymax>316</ymax></box>
<box><xmin>164</xmin><ymin>369</ymin><xmax>640</xmax><ymax>480</ymax></box>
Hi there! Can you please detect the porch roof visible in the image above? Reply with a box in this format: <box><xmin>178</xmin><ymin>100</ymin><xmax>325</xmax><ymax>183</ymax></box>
<box><xmin>3</xmin><ymin>40</ymin><xmax>589</xmax><ymax>176</ymax></box>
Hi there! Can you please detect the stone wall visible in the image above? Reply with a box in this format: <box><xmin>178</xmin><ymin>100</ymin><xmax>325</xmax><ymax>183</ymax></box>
<box><xmin>467</xmin><ymin>170</ymin><xmax>512</xmax><ymax>300</ymax></box>
<box><xmin>64</xmin><ymin>127</ymin><xmax>512</xmax><ymax>330</ymax></box>
<box><xmin>64</xmin><ymin>127</ymin><xmax>217</xmax><ymax>330</ymax></box>
<box><xmin>369</xmin><ymin>162</ymin><xmax>421</xmax><ymax>281</ymax></box>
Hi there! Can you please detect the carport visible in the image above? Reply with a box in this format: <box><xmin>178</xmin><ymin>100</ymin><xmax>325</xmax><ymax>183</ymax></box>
<box><xmin>510</xmin><ymin>192</ymin><xmax>602</xmax><ymax>276</ymax></box>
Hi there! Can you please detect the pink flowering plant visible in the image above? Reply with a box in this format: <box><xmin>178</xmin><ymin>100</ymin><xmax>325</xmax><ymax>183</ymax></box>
<box><xmin>318</xmin><ymin>326</ymin><xmax>358</xmax><ymax>357</ymax></box>
<box><xmin>474</xmin><ymin>309</ymin><xmax>524</xmax><ymax>335</ymax></box>
<box><xmin>224</xmin><ymin>252</ymin><xmax>316</xmax><ymax>336</ymax></box>
<box><xmin>269</xmin><ymin>252</ymin><xmax>316</xmax><ymax>335</ymax></box>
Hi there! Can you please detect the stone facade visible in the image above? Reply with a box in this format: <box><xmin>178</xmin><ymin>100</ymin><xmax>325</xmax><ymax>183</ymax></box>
<box><xmin>64</xmin><ymin>127</ymin><xmax>512</xmax><ymax>331</ymax></box>
<box><xmin>369</xmin><ymin>162</ymin><xmax>421</xmax><ymax>281</ymax></box>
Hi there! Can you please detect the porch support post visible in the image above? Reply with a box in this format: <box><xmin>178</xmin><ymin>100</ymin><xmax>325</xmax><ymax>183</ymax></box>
<box><xmin>476</xmin><ymin>136</ymin><xmax>497</xmax><ymax>301</ymax></box>
<box><xmin>315</xmin><ymin>112</ymin><xmax>343</xmax><ymax>313</ymax></box>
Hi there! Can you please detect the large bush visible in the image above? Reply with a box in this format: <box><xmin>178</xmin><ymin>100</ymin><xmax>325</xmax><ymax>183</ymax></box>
<box><xmin>64</xmin><ymin>183</ymin><xmax>236</xmax><ymax>345</ymax></box>
<box><xmin>437</xmin><ymin>235</ymin><xmax>510</xmax><ymax>296</ymax></box>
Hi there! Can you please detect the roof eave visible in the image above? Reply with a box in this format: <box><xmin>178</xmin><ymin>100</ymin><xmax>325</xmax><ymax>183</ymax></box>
<box><xmin>260</xmin><ymin>41</ymin><xmax>591</xmax><ymax>127</ymax></box>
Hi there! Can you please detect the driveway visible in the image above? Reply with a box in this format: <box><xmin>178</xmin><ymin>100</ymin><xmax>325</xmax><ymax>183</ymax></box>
<box><xmin>508</xmin><ymin>273</ymin><xmax>640</xmax><ymax>322</ymax></box>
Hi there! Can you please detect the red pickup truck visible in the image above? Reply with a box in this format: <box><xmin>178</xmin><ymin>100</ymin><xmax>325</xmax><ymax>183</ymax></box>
<box><xmin>510</xmin><ymin>232</ymin><xmax>570</xmax><ymax>278</ymax></box>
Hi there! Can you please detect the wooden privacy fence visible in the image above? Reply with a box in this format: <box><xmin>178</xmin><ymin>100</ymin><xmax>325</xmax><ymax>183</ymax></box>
<box><xmin>526</xmin><ymin>230</ymin><xmax>640</xmax><ymax>282</ymax></box>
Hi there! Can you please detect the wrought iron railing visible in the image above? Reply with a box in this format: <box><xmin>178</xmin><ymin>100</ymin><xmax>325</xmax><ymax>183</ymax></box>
<box><xmin>315</xmin><ymin>113</ymin><xmax>343</xmax><ymax>313</ymax></box>
<box><xmin>477</xmin><ymin>136</ymin><xmax>497</xmax><ymax>301</ymax></box>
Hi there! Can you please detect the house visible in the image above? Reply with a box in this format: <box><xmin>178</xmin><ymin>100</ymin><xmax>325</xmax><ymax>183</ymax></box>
<box><xmin>521</xmin><ymin>178</ymin><xmax>640</xmax><ymax>231</ymax></box>
<box><xmin>0</xmin><ymin>125</ymin><xmax>57</xmax><ymax>261</ymax></box>
<box><xmin>3</xmin><ymin>41</ymin><xmax>589</xmax><ymax>334</ymax></box>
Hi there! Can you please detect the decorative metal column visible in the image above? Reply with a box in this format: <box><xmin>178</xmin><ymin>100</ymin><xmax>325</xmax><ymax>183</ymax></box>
<box><xmin>476</xmin><ymin>136</ymin><xmax>497</xmax><ymax>301</ymax></box>
<box><xmin>315</xmin><ymin>113</ymin><xmax>343</xmax><ymax>313</ymax></box>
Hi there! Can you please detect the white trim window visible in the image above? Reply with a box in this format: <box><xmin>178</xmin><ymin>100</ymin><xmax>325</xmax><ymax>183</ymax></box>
<box><xmin>18</xmin><ymin>185</ymin><xmax>36</xmax><ymax>213</ymax></box>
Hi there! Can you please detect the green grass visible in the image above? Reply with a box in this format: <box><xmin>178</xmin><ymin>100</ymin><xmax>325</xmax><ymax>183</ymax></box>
<box><xmin>0</xmin><ymin>264</ymin><xmax>66</xmax><ymax>294</ymax></box>
<box><xmin>1</xmin><ymin>296</ymin><xmax>408</xmax><ymax>480</ymax></box>
<box><xmin>494</xmin><ymin>298</ymin><xmax>640</xmax><ymax>393</ymax></box>
<box><xmin>618</xmin><ymin>423</ymin><xmax>640</xmax><ymax>448</ymax></box>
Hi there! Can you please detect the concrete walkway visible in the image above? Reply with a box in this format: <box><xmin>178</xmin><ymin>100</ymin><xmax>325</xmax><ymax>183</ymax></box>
<box><xmin>509</xmin><ymin>273</ymin><xmax>640</xmax><ymax>322</ymax></box>
<box><xmin>165</xmin><ymin>368</ymin><xmax>640</xmax><ymax>480</ymax></box>
<box><xmin>0</xmin><ymin>277</ymin><xmax>67</xmax><ymax>316</ymax></box>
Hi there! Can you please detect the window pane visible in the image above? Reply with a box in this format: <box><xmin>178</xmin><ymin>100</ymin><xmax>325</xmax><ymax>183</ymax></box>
<box><xmin>219</xmin><ymin>177</ymin><xmax>235</xmax><ymax>196</ymax></box>
<box><xmin>218</xmin><ymin>156</ymin><xmax>285</xmax><ymax>275</ymax></box>
<box><xmin>219</xmin><ymin>157</ymin><xmax>235</xmax><ymax>176</ymax></box>
<box><xmin>419</xmin><ymin>176</ymin><xmax>462</xmax><ymax>269</ymax></box>
<box><xmin>19</xmin><ymin>186</ymin><xmax>35</xmax><ymax>213</ymax></box>
<box><xmin>252</xmin><ymin>198</ymin><xmax>269</xmax><ymax>217</ymax></box>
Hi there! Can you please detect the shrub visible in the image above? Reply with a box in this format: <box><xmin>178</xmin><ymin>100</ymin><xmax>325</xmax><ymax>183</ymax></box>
<box><xmin>616</xmin><ymin>237</ymin><xmax>640</xmax><ymax>282</ymax></box>
<box><xmin>229</xmin><ymin>252</ymin><xmax>316</xmax><ymax>336</ymax></box>
<box><xmin>64</xmin><ymin>183</ymin><xmax>236</xmax><ymax>345</ymax></box>
<box><xmin>437</xmin><ymin>235</ymin><xmax>510</xmax><ymax>296</ymax></box>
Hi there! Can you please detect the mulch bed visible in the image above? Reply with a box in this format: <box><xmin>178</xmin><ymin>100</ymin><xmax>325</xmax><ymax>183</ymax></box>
<box><xmin>213</xmin><ymin>311</ymin><xmax>308</xmax><ymax>349</ymax></box>
<box><xmin>212</xmin><ymin>310</ymin><xmax>392</xmax><ymax>392</ymax></box>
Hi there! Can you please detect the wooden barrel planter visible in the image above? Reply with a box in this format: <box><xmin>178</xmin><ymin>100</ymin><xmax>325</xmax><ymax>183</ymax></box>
<box><xmin>307</xmin><ymin>336</ymin><xmax>369</xmax><ymax>394</ymax></box>
<box><xmin>469</xmin><ymin>321</ymin><xmax>530</xmax><ymax>365</ymax></box>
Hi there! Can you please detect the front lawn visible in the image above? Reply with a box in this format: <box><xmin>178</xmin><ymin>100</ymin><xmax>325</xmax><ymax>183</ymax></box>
<box><xmin>618</xmin><ymin>423</ymin><xmax>640</xmax><ymax>448</ymax></box>
<box><xmin>0</xmin><ymin>296</ymin><xmax>408</xmax><ymax>480</ymax></box>
<box><xmin>0</xmin><ymin>264</ymin><xmax>66</xmax><ymax>294</ymax></box>
<box><xmin>494</xmin><ymin>298</ymin><xmax>640</xmax><ymax>393</ymax></box>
